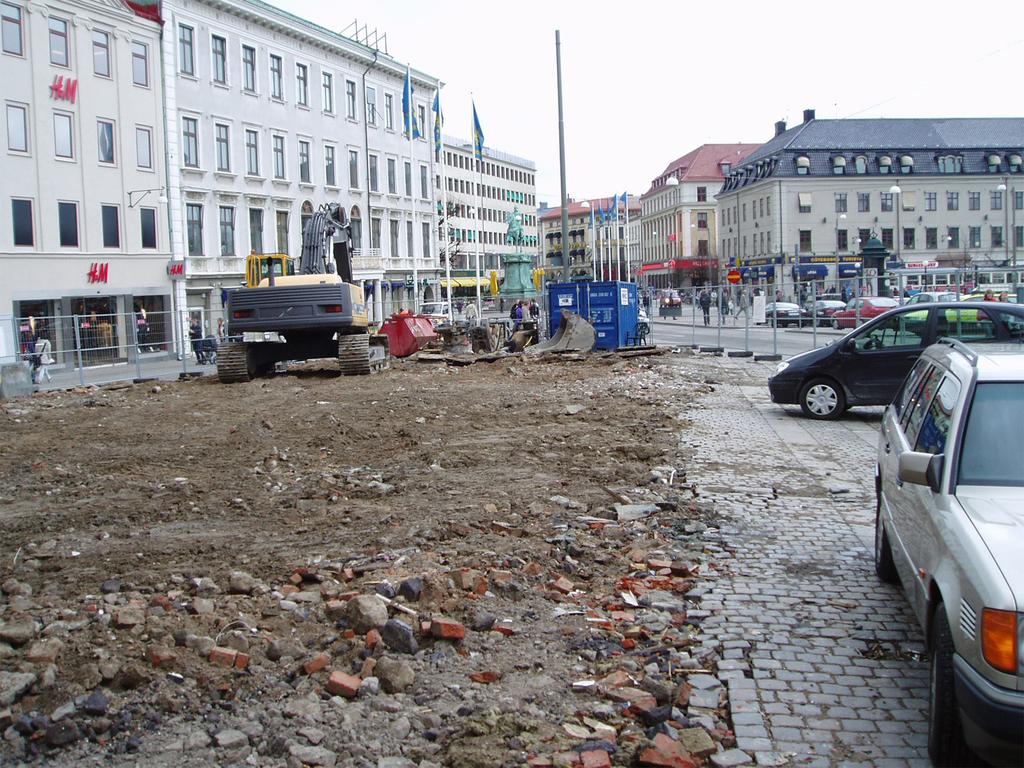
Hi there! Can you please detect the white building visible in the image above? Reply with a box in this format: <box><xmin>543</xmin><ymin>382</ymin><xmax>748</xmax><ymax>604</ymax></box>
<box><xmin>0</xmin><ymin>0</ymin><xmax>171</xmax><ymax>362</ymax></box>
<box><xmin>161</xmin><ymin>0</ymin><xmax>441</xmax><ymax>328</ymax></box>
<box><xmin>440</xmin><ymin>135</ymin><xmax>537</xmax><ymax>289</ymax></box>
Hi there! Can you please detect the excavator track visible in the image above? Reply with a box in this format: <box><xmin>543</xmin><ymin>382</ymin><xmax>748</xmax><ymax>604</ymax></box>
<box><xmin>338</xmin><ymin>334</ymin><xmax>371</xmax><ymax>376</ymax></box>
<box><xmin>217</xmin><ymin>341</ymin><xmax>252</xmax><ymax>383</ymax></box>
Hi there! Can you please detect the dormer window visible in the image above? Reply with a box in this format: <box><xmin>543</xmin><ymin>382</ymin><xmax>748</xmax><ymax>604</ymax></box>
<box><xmin>899</xmin><ymin>155</ymin><xmax>914</xmax><ymax>174</ymax></box>
<box><xmin>937</xmin><ymin>155</ymin><xmax>962</xmax><ymax>173</ymax></box>
<box><xmin>854</xmin><ymin>156</ymin><xmax>867</xmax><ymax>174</ymax></box>
<box><xmin>795</xmin><ymin>156</ymin><xmax>810</xmax><ymax>175</ymax></box>
<box><xmin>1010</xmin><ymin>154</ymin><xmax>1022</xmax><ymax>173</ymax></box>
<box><xmin>832</xmin><ymin>156</ymin><xmax>846</xmax><ymax>175</ymax></box>
<box><xmin>988</xmin><ymin>153</ymin><xmax>1002</xmax><ymax>172</ymax></box>
<box><xmin>878</xmin><ymin>156</ymin><xmax>892</xmax><ymax>174</ymax></box>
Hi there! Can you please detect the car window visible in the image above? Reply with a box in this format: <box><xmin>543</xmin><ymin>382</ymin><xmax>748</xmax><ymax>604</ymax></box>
<box><xmin>914</xmin><ymin>375</ymin><xmax>960</xmax><ymax>454</ymax></box>
<box><xmin>958</xmin><ymin>382</ymin><xmax>1024</xmax><ymax>486</ymax></box>
<box><xmin>936</xmin><ymin>308</ymin><xmax>995</xmax><ymax>342</ymax></box>
<box><xmin>853</xmin><ymin>311</ymin><xmax>927</xmax><ymax>351</ymax></box>
<box><xmin>901</xmin><ymin>365</ymin><xmax>943</xmax><ymax>443</ymax></box>
<box><xmin>894</xmin><ymin>359</ymin><xmax>933</xmax><ymax>418</ymax></box>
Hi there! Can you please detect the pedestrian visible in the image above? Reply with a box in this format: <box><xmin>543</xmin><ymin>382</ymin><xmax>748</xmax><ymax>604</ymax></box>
<box><xmin>698</xmin><ymin>289</ymin><xmax>712</xmax><ymax>327</ymax></box>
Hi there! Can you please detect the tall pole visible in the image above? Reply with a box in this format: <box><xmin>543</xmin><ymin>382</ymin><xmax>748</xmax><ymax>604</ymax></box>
<box><xmin>555</xmin><ymin>30</ymin><xmax>570</xmax><ymax>282</ymax></box>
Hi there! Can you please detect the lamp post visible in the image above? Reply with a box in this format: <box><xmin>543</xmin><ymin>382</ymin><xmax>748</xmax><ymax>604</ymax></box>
<box><xmin>889</xmin><ymin>184</ymin><xmax>902</xmax><ymax>296</ymax></box>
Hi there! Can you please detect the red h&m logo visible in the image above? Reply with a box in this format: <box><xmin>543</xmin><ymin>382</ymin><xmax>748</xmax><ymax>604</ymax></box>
<box><xmin>87</xmin><ymin>263</ymin><xmax>109</xmax><ymax>283</ymax></box>
<box><xmin>50</xmin><ymin>75</ymin><xmax>78</xmax><ymax>103</ymax></box>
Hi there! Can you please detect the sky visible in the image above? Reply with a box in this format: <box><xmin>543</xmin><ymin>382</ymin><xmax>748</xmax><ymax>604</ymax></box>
<box><xmin>272</xmin><ymin>0</ymin><xmax>1022</xmax><ymax>206</ymax></box>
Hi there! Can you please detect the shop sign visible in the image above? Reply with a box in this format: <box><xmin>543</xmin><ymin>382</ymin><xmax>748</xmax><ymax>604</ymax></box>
<box><xmin>50</xmin><ymin>75</ymin><xmax>78</xmax><ymax>103</ymax></box>
<box><xmin>87</xmin><ymin>262</ymin><xmax>109</xmax><ymax>284</ymax></box>
<box><xmin>167</xmin><ymin>260</ymin><xmax>186</xmax><ymax>279</ymax></box>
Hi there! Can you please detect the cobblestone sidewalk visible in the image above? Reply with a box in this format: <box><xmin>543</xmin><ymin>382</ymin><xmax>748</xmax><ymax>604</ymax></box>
<box><xmin>683</xmin><ymin>356</ymin><xmax>930</xmax><ymax>768</ymax></box>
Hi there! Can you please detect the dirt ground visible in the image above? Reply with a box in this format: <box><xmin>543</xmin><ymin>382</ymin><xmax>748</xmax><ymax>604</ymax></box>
<box><xmin>0</xmin><ymin>352</ymin><xmax>732</xmax><ymax>767</ymax></box>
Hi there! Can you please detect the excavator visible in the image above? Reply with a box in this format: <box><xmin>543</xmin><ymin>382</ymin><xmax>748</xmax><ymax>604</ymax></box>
<box><xmin>217</xmin><ymin>203</ymin><xmax>388</xmax><ymax>383</ymax></box>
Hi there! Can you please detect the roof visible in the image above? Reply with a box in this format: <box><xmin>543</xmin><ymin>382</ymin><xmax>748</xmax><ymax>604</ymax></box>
<box><xmin>539</xmin><ymin>196</ymin><xmax>642</xmax><ymax>222</ymax></box>
<box><xmin>643</xmin><ymin>143</ymin><xmax>760</xmax><ymax>198</ymax></box>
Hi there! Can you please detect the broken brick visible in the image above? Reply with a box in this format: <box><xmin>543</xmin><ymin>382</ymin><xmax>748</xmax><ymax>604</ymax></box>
<box><xmin>325</xmin><ymin>670</ymin><xmax>361</xmax><ymax>698</ymax></box>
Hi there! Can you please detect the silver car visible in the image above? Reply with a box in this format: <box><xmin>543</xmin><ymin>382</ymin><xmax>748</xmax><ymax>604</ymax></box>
<box><xmin>875</xmin><ymin>339</ymin><xmax>1024</xmax><ymax>766</ymax></box>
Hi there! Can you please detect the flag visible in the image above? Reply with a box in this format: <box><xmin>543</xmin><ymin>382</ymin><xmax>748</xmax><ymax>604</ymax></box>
<box><xmin>432</xmin><ymin>92</ymin><xmax>443</xmax><ymax>161</ymax></box>
<box><xmin>472</xmin><ymin>101</ymin><xmax>484</xmax><ymax>160</ymax></box>
<box><xmin>402</xmin><ymin>66</ymin><xmax>421</xmax><ymax>139</ymax></box>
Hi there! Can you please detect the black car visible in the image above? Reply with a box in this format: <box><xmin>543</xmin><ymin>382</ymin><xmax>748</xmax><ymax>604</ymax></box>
<box><xmin>768</xmin><ymin>301</ymin><xmax>1024</xmax><ymax>419</ymax></box>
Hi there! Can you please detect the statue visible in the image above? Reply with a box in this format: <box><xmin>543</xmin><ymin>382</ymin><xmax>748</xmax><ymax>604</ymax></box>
<box><xmin>505</xmin><ymin>207</ymin><xmax>524</xmax><ymax>247</ymax></box>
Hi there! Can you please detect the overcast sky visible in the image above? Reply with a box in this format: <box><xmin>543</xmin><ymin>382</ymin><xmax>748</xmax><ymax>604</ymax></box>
<box><xmin>273</xmin><ymin>0</ymin><xmax>1022</xmax><ymax>205</ymax></box>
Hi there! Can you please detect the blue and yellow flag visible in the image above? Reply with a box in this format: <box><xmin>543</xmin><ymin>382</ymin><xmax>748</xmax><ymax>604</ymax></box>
<box><xmin>432</xmin><ymin>92</ymin><xmax>443</xmax><ymax>162</ymax></box>
<box><xmin>472</xmin><ymin>101</ymin><xmax>484</xmax><ymax>160</ymax></box>
<box><xmin>402</xmin><ymin>66</ymin><xmax>421</xmax><ymax>139</ymax></box>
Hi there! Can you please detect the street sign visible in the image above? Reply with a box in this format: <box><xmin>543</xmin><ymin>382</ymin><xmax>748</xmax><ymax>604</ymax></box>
<box><xmin>727</xmin><ymin>269</ymin><xmax>741</xmax><ymax>284</ymax></box>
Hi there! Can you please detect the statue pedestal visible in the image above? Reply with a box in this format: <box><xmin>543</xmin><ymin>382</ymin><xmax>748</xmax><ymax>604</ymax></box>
<box><xmin>500</xmin><ymin>251</ymin><xmax>537</xmax><ymax>299</ymax></box>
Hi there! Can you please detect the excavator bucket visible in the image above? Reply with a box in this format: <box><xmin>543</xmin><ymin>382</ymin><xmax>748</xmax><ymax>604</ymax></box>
<box><xmin>527</xmin><ymin>311</ymin><xmax>596</xmax><ymax>355</ymax></box>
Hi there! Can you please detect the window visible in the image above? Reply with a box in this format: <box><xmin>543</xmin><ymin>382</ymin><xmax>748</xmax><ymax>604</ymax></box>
<box><xmin>834</xmin><ymin>193</ymin><xmax>847</xmax><ymax>213</ymax></box>
<box><xmin>856</xmin><ymin>192</ymin><xmax>870</xmax><ymax>212</ymax></box>
<box><xmin>49</xmin><ymin>17</ymin><xmax>69</xmax><ymax>66</ymax></box>
<box><xmin>140</xmin><ymin>207</ymin><xmax>156</xmax><ymax>249</ymax></box>
<box><xmin>298</xmin><ymin>140</ymin><xmax>310</xmax><ymax>183</ymax></box>
<box><xmin>369</xmin><ymin>154</ymin><xmax>378</xmax><ymax>191</ymax></box>
<box><xmin>926</xmin><ymin>227</ymin><xmax>937</xmax><ymax>249</ymax></box>
<box><xmin>219</xmin><ymin>206</ymin><xmax>234</xmax><ymax>255</ymax></box>
<box><xmin>131</xmin><ymin>42</ymin><xmax>148</xmax><ymax>87</ymax></box>
<box><xmin>324</xmin><ymin>145</ymin><xmax>336</xmax><ymax>186</ymax></box>
<box><xmin>969</xmin><ymin>226</ymin><xmax>981</xmax><ymax>248</ymax></box>
<box><xmin>697</xmin><ymin>186</ymin><xmax>707</xmax><ymax>202</ymax></box>
<box><xmin>404</xmin><ymin>161</ymin><xmax>411</xmax><ymax>196</ymax></box>
<box><xmin>386</xmin><ymin>157</ymin><xmax>396</xmax><ymax>194</ymax></box>
<box><xmin>249</xmin><ymin>208</ymin><xmax>263</xmax><ymax>253</ymax></box>
<box><xmin>349</xmin><ymin>149</ymin><xmax>359</xmax><ymax>188</ymax></box>
<box><xmin>837</xmin><ymin>229</ymin><xmax>848</xmax><ymax>251</ymax></box>
<box><xmin>947</xmin><ymin>226</ymin><xmax>959</xmax><ymax>249</ymax></box>
<box><xmin>272</xmin><ymin>135</ymin><xmax>285</xmax><ymax>179</ymax></box>
<box><xmin>366</xmin><ymin>87</ymin><xmax>377</xmax><ymax>126</ymax></box>
<box><xmin>296</xmin><ymin>63</ymin><xmax>308</xmax><ymax>106</ymax></box>
<box><xmin>58</xmin><ymin>201</ymin><xmax>78</xmax><ymax>247</ymax></box>
<box><xmin>854</xmin><ymin>155</ymin><xmax>867</xmax><ymax>175</ymax></box>
<box><xmin>969</xmin><ymin>191</ymin><xmax>980</xmax><ymax>210</ymax></box>
<box><xmin>797</xmin><ymin>192</ymin><xmax>812</xmax><ymax>213</ymax></box>
<box><xmin>93</xmin><ymin>30</ymin><xmax>111</xmax><ymax>77</ymax></box>
<box><xmin>275</xmin><ymin>210</ymin><xmax>288</xmax><ymax>253</ymax></box>
<box><xmin>937</xmin><ymin>155</ymin><xmax>962</xmax><ymax>174</ymax></box>
<box><xmin>371</xmin><ymin>216</ymin><xmax>381</xmax><ymax>249</ymax></box>
<box><xmin>832</xmin><ymin>156</ymin><xmax>846</xmax><ymax>175</ymax></box>
<box><xmin>182</xmin><ymin>117</ymin><xmax>198</xmax><ymax>167</ymax></box>
<box><xmin>925</xmin><ymin>192</ymin><xmax>937</xmax><ymax>211</ymax></box>
<box><xmin>241</xmin><ymin>45</ymin><xmax>256</xmax><ymax>92</ymax></box>
<box><xmin>389</xmin><ymin>219</ymin><xmax>400</xmax><ymax>256</ymax></box>
<box><xmin>991</xmin><ymin>226</ymin><xmax>1003</xmax><ymax>248</ymax></box>
<box><xmin>880</xmin><ymin>192</ymin><xmax>893</xmax><ymax>212</ymax></box>
<box><xmin>178</xmin><ymin>25</ymin><xmax>194</xmax><ymax>76</ymax></box>
<box><xmin>420</xmin><ymin>164</ymin><xmax>428</xmax><ymax>198</ymax></box>
<box><xmin>991</xmin><ymin>190</ymin><xmax>1003</xmax><ymax>210</ymax></box>
<box><xmin>947</xmin><ymin>191</ymin><xmax>959</xmax><ymax>211</ymax></box>
<box><xmin>345</xmin><ymin>80</ymin><xmax>356</xmax><ymax>119</ymax></box>
<box><xmin>212</xmin><ymin>35</ymin><xmax>226</xmax><ymax>84</ymax></box>
<box><xmin>903</xmin><ymin>227</ymin><xmax>915</xmax><ymax>250</ymax></box>
<box><xmin>799</xmin><ymin>229</ymin><xmax>811</xmax><ymax>252</ymax></box>
<box><xmin>186</xmin><ymin>203</ymin><xmax>202</xmax><ymax>255</ymax></box>
<box><xmin>6</xmin><ymin>104</ymin><xmax>27</xmax><ymax>152</ymax></box>
<box><xmin>322</xmin><ymin>72</ymin><xmax>334</xmax><ymax>113</ymax></box>
<box><xmin>11</xmin><ymin>199</ymin><xmax>32</xmax><ymax>245</ymax></box>
<box><xmin>215</xmin><ymin>123</ymin><xmax>229</xmax><ymax>171</ymax></box>
<box><xmin>101</xmin><ymin>204</ymin><xmax>120</xmax><ymax>248</ymax></box>
<box><xmin>384</xmin><ymin>93</ymin><xmax>394</xmax><ymax>130</ymax></box>
<box><xmin>53</xmin><ymin>112</ymin><xmax>73</xmax><ymax>158</ymax></box>
<box><xmin>97</xmin><ymin>120</ymin><xmax>114</xmax><ymax>164</ymax></box>
<box><xmin>2</xmin><ymin>2</ymin><xmax>23</xmax><ymax>56</ymax></box>
<box><xmin>245</xmin><ymin>129</ymin><xmax>259</xmax><ymax>175</ymax></box>
<box><xmin>697</xmin><ymin>211</ymin><xmax>708</xmax><ymax>229</ymax></box>
<box><xmin>270</xmin><ymin>55</ymin><xmax>283</xmax><ymax>99</ymax></box>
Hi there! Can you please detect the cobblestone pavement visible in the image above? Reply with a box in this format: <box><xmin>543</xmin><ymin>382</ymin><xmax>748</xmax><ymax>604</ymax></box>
<box><xmin>681</xmin><ymin>355</ymin><xmax>931</xmax><ymax>768</ymax></box>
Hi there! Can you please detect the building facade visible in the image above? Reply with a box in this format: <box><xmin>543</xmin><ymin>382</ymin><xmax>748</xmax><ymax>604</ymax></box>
<box><xmin>539</xmin><ymin>196</ymin><xmax>641</xmax><ymax>282</ymax></box>
<box><xmin>0</xmin><ymin>0</ymin><xmax>171</xmax><ymax>362</ymax></box>
<box><xmin>639</xmin><ymin>144</ymin><xmax>757</xmax><ymax>289</ymax></box>
<box><xmin>716</xmin><ymin>111</ymin><xmax>1024</xmax><ymax>298</ymax></box>
<box><xmin>161</xmin><ymin>0</ymin><xmax>441</xmax><ymax>329</ymax></box>
<box><xmin>440</xmin><ymin>135</ymin><xmax>536</xmax><ymax>291</ymax></box>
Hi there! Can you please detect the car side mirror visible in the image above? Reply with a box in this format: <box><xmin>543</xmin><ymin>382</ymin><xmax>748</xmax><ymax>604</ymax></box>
<box><xmin>898</xmin><ymin>451</ymin><xmax>944</xmax><ymax>494</ymax></box>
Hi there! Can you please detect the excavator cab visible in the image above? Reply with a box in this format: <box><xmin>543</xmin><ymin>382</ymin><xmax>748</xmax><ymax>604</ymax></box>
<box><xmin>245</xmin><ymin>251</ymin><xmax>294</xmax><ymax>288</ymax></box>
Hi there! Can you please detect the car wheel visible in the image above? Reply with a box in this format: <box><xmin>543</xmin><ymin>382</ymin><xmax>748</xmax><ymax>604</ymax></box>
<box><xmin>798</xmin><ymin>378</ymin><xmax>846</xmax><ymax>419</ymax></box>
<box><xmin>928</xmin><ymin>602</ymin><xmax>972</xmax><ymax>766</ymax></box>
<box><xmin>874</xmin><ymin>485</ymin><xmax>898</xmax><ymax>583</ymax></box>
<box><xmin>831</xmin><ymin>318</ymin><xmax>840</xmax><ymax>330</ymax></box>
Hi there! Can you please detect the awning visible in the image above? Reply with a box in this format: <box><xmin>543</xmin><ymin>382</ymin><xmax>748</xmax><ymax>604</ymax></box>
<box><xmin>794</xmin><ymin>264</ymin><xmax>828</xmax><ymax>279</ymax></box>
<box><xmin>440</xmin><ymin>277</ymin><xmax>489</xmax><ymax>288</ymax></box>
<box><xmin>838</xmin><ymin>262</ymin><xmax>863</xmax><ymax>277</ymax></box>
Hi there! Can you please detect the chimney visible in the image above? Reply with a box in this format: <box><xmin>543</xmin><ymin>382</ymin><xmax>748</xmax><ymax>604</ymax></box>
<box><xmin>803</xmin><ymin>108</ymin><xmax>816</xmax><ymax>123</ymax></box>
<box><xmin>774</xmin><ymin>120</ymin><xmax>787</xmax><ymax>136</ymax></box>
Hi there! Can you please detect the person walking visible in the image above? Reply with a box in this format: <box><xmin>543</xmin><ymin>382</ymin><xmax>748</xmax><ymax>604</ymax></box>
<box><xmin>698</xmin><ymin>289</ymin><xmax>712</xmax><ymax>327</ymax></box>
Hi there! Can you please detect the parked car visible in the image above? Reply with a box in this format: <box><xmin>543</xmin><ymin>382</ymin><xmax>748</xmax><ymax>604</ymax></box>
<box><xmin>830</xmin><ymin>296</ymin><xmax>900</xmax><ymax>328</ymax></box>
<box><xmin>810</xmin><ymin>300</ymin><xmax>847</xmax><ymax>325</ymax></box>
<box><xmin>762</xmin><ymin>302</ymin><xmax>810</xmax><ymax>327</ymax></box>
<box><xmin>767</xmin><ymin>301</ymin><xmax>1024</xmax><ymax>418</ymax></box>
<box><xmin>874</xmin><ymin>339</ymin><xmax>1024</xmax><ymax>767</ymax></box>
<box><xmin>903</xmin><ymin>291</ymin><xmax>958</xmax><ymax>305</ymax></box>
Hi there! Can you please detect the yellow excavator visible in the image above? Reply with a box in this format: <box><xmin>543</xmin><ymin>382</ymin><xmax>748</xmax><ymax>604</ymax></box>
<box><xmin>218</xmin><ymin>203</ymin><xmax>388</xmax><ymax>383</ymax></box>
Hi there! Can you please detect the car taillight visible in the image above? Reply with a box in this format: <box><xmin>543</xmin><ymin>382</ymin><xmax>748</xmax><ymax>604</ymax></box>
<box><xmin>322</xmin><ymin>304</ymin><xmax>343</xmax><ymax>314</ymax></box>
<box><xmin>981</xmin><ymin>608</ymin><xmax>1018</xmax><ymax>674</ymax></box>
<box><xmin>232</xmin><ymin>309</ymin><xmax>254</xmax><ymax>319</ymax></box>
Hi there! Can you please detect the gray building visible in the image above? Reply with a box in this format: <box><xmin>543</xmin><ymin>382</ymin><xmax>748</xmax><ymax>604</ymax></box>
<box><xmin>716</xmin><ymin>111</ymin><xmax>1024</xmax><ymax>297</ymax></box>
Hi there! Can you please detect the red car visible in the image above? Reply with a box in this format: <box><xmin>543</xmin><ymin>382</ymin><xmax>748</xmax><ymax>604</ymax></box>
<box><xmin>830</xmin><ymin>297</ymin><xmax>899</xmax><ymax>329</ymax></box>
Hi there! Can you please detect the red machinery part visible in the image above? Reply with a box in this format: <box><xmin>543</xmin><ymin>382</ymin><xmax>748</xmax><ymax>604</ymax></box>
<box><xmin>379</xmin><ymin>313</ymin><xmax>439</xmax><ymax>357</ymax></box>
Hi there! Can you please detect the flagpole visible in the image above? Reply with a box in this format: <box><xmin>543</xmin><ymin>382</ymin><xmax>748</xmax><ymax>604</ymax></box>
<box><xmin>406</xmin><ymin>65</ymin><xmax>419</xmax><ymax>313</ymax></box>
<box><xmin>436</xmin><ymin>89</ymin><xmax>452</xmax><ymax>324</ymax></box>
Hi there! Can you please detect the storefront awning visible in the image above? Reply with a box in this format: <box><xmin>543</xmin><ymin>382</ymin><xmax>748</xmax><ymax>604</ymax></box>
<box><xmin>441</xmin><ymin>277</ymin><xmax>489</xmax><ymax>288</ymax></box>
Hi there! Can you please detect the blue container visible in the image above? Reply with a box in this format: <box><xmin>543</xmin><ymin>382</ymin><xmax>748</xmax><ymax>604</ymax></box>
<box><xmin>546</xmin><ymin>281</ymin><xmax>639</xmax><ymax>350</ymax></box>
